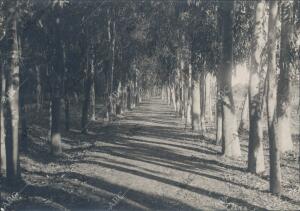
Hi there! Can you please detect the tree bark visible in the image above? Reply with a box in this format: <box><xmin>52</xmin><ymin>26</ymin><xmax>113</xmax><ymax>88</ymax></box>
<box><xmin>221</xmin><ymin>0</ymin><xmax>241</xmax><ymax>157</ymax></box>
<box><xmin>192</xmin><ymin>73</ymin><xmax>201</xmax><ymax>132</ymax></box>
<box><xmin>36</xmin><ymin>65</ymin><xmax>42</xmax><ymax>111</ymax></box>
<box><xmin>127</xmin><ymin>84</ymin><xmax>131</xmax><ymax>110</ymax></box>
<box><xmin>248</xmin><ymin>0</ymin><xmax>266</xmax><ymax>173</ymax></box>
<box><xmin>181</xmin><ymin>81</ymin><xmax>186</xmax><ymax>121</ymax></box>
<box><xmin>50</xmin><ymin>7</ymin><xmax>64</xmax><ymax>155</ymax></box>
<box><xmin>0</xmin><ymin>61</ymin><xmax>6</xmax><ymax>174</ymax></box>
<box><xmin>277</xmin><ymin>0</ymin><xmax>294</xmax><ymax>153</ymax></box>
<box><xmin>90</xmin><ymin>58</ymin><xmax>96</xmax><ymax>121</ymax></box>
<box><xmin>18</xmin><ymin>36</ymin><xmax>27</xmax><ymax>153</ymax></box>
<box><xmin>238</xmin><ymin>93</ymin><xmax>249</xmax><ymax>133</ymax></box>
<box><xmin>205</xmin><ymin>73</ymin><xmax>213</xmax><ymax>122</ymax></box>
<box><xmin>81</xmin><ymin>52</ymin><xmax>92</xmax><ymax>134</ymax></box>
<box><xmin>171</xmin><ymin>84</ymin><xmax>177</xmax><ymax>111</ymax></box>
<box><xmin>186</xmin><ymin>64</ymin><xmax>192</xmax><ymax>125</ymax></box>
<box><xmin>216</xmin><ymin>71</ymin><xmax>222</xmax><ymax>145</ymax></box>
<box><xmin>4</xmin><ymin>3</ymin><xmax>20</xmax><ymax>182</ymax></box>
<box><xmin>266</xmin><ymin>0</ymin><xmax>281</xmax><ymax>194</ymax></box>
<box><xmin>200</xmin><ymin>72</ymin><xmax>206</xmax><ymax>133</ymax></box>
<box><xmin>64</xmin><ymin>96</ymin><xmax>70</xmax><ymax>131</ymax></box>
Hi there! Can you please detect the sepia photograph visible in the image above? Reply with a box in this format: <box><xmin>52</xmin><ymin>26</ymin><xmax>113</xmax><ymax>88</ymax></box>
<box><xmin>0</xmin><ymin>0</ymin><xmax>300</xmax><ymax>210</ymax></box>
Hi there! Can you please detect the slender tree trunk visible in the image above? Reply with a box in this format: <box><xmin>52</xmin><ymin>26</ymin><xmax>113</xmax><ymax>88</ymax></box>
<box><xmin>296</xmin><ymin>0</ymin><xmax>300</xmax><ymax>182</ymax></box>
<box><xmin>167</xmin><ymin>85</ymin><xmax>171</xmax><ymax>106</ymax></box>
<box><xmin>36</xmin><ymin>65</ymin><xmax>42</xmax><ymax>111</ymax></box>
<box><xmin>187</xmin><ymin>64</ymin><xmax>192</xmax><ymax>125</ymax></box>
<box><xmin>248</xmin><ymin>0</ymin><xmax>266</xmax><ymax>173</ymax></box>
<box><xmin>183</xmin><ymin>84</ymin><xmax>188</xmax><ymax>122</ymax></box>
<box><xmin>90</xmin><ymin>58</ymin><xmax>96</xmax><ymax>121</ymax></box>
<box><xmin>127</xmin><ymin>84</ymin><xmax>131</xmax><ymax>110</ymax></box>
<box><xmin>50</xmin><ymin>7</ymin><xmax>64</xmax><ymax>155</ymax></box>
<box><xmin>266</xmin><ymin>0</ymin><xmax>281</xmax><ymax>194</ymax></box>
<box><xmin>18</xmin><ymin>36</ymin><xmax>27</xmax><ymax>153</ymax></box>
<box><xmin>122</xmin><ymin>84</ymin><xmax>126</xmax><ymax>113</ymax></box>
<box><xmin>1</xmin><ymin>62</ymin><xmax>6</xmax><ymax>174</ymax></box>
<box><xmin>135</xmin><ymin>79</ymin><xmax>139</xmax><ymax>106</ymax></box>
<box><xmin>64</xmin><ymin>95</ymin><xmax>70</xmax><ymax>131</ymax></box>
<box><xmin>221</xmin><ymin>0</ymin><xmax>241</xmax><ymax>157</ymax></box>
<box><xmin>205</xmin><ymin>73</ymin><xmax>213</xmax><ymax>122</ymax></box>
<box><xmin>81</xmin><ymin>53</ymin><xmax>92</xmax><ymax>134</ymax></box>
<box><xmin>111</xmin><ymin>20</ymin><xmax>116</xmax><ymax>102</ymax></box>
<box><xmin>277</xmin><ymin>0</ymin><xmax>294</xmax><ymax>153</ymax></box>
<box><xmin>171</xmin><ymin>84</ymin><xmax>177</xmax><ymax>111</ymax></box>
<box><xmin>192</xmin><ymin>73</ymin><xmax>201</xmax><ymax>131</ymax></box>
<box><xmin>165</xmin><ymin>85</ymin><xmax>168</xmax><ymax>103</ymax></box>
<box><xmin>181</xmin><ymin>80</ymin><xmax>185</xmax><ymax>121</ymax></box>
<box><xmin>216</xmin><ymin>71</ymin><xmax>222</xmax><ymax>145</ymax></box>
<box><xmin>200</xmin><ymin>72</ymin><xmax>206</xmax><ymax>133</ymax></box>
<box><xmin>48</xmin><ymin>97</ymin><xmax>52</xmax><ymax>142</ymax></box>
<box><xmin>4</xmin><ymin>4</ymin><xmax>20</xmax><ymax>182</ymax></box>
<box><xmin>216</xmin><ymin>4</ymin><xmax>223</xmax><ymax>146</ymax></box>
<box><xmin>116</xmin><ymin>81</ymin><xmax>122</xmax><ymax>114</ymax></box>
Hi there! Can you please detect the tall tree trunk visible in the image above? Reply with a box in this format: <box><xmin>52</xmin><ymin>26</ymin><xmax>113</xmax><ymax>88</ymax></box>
<box><xmin>296</xmin><ymin>0</ymin><xmax>300</xmax><ymax>182</ymax></box>
<box><xmin>186</xmin><ymin>64</ymin><xmax>192</xmax><ymax>125</ymax></box>
<box><xmin>111</xmin><ymin>21</ymin><xmax>116</xmax><ymax>102</ymax></box>
<box><xmin>36</xmin><ymin>65</ymin><xmax>42</xmax><ymax>111</ymax></box>
<box><xmin>4</xmin><ymin>3</ymin><xmax>20</xmax><ymax>182</ymax></box>
<box><xmin>192</xmin><ymin>73</ymin><xmax>201</xmax><ymax>132</ymax></box>
<box><xmin>131</xmin><ymin>82</ymin><xmax>135</xmax><ymax>109</ymax></box>
<box><xmin>216</xmin><ymin>71</ymin><xmax>222</xmax><ymax>145</ymax></box>
<box><xmin>0</xmin><ymin>62</ymin><xmax>6</xmax><ymax>174</ymax></box>
<box><xmin>205</xmin><ymin>73</ymin><xmax>213</xmax><ymax>122</ymax></box>
<box><xmin>200</xmin><ymin>72</ymin><xmax>206</xmax><ymax>133</ymax></box>
<box><xmin>277</xmin><ymin>0</ymin><xmax>294</xmax><ymax>153</ymax></box>
<box><xmin>181</xmin><ymin>79</ymin><xmax>185</xmax><ymax>121</ymax></box>
<box><xmin>50</xmin><ymin>7</ymin><xmax>64</xmax><ymax>155</ymax></box>
<box><xmin>166</xmin><ymin>85</ymin><xmax>169</xmax><ymax>104</ymax></box>
<box><xmin>116</xmin><ymin>81</ymin><xmax>122</xmax><ymax>114</ymax></box>
<box><xmin>81</xmin><ymin>52</ymin><xmax>92</xmax><ymax>134</ymax></box>
<box><xmin>171</xmin><ymin>84</ymin><xmax>177</xmax><ymax>111</ymax></box>
<box><xmin>90</xmin><ymin>58</ymin><xmax>96</xmax><ymax>120</ymax></box>
<box><xmin>122</xmin><ymin>84</ymin><xmax>127</xmax><ymax>113</ymax></box>
<box><xmin>266</xmin><ymin>0</ymin><xmax>281</xmax><ymax>194</ymax></box>
<box><xmin>127</xmin><ymin>84</ymin><xmax>131</xmax><ymax>110</ymax></box>
<box><xmin>18</xmin><ymin>36</ymin><xmax>27</xmax><ymax>153</ymax></box>
<box><xmin>221</xmin><ymin>0</ymin><xmax>241</xmax><ymax>157</ymax></box>
<box><xmin>64</xmin><ymin>95</ymin><xmax>70</xmax><ymax>131</ymax></box>
<box><xmin>248</xmin><ymin>0</ymin><xmax>266</xmax><ymax>173</ymax></box>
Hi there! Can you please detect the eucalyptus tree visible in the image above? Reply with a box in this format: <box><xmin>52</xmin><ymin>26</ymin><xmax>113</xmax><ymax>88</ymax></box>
<box><xmin>275</xmin><ymin>0</ymin><xmax>296</xmax><ymax>153</ymax></box>
<box><xmin>219</xmin><ymin>0</ymin><xmax>241</xmax><ymax>157</ymax></box>
<box><xmin>266</xmin><ymin>0</ymin><xmax>281</xmax><ymax>195</ymax></box>
<box><xmin>248</xmin><ymin>0</ymin><xmax>267</xmax><ymax>174</ymax></box>
<box><xmin>47</xmin><ymin>1</ymin><xmax>69</xmax><ymax>155</ymax></box>
<box><xmin>1</xmin><ymin>0</ymin><xmax>20</xmax><ymax>183</ymax></box>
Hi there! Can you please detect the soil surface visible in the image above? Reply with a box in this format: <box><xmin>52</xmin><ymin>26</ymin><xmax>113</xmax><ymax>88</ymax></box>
<box><xmin>1</xmin><ymin>97</ymin><xmax>300</xmax><ymax>210</ymax></box>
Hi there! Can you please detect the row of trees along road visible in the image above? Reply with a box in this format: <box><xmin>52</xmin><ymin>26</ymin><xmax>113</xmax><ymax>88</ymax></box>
<box><xmin>0</xmin><ymin>0</ymin><xmax>299</xmax><ymax>196</ymax></box>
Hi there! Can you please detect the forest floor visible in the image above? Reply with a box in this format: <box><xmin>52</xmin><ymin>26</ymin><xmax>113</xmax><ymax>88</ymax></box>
<box><xmin>1</xmin><ymin>97</ymin><xmax>300</xmax><ymax>210</ymax></box>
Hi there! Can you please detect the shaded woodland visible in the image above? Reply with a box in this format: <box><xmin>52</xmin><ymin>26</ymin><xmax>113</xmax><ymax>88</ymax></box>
<box><xmin>0</xmin><ymin>0</ymin><xmax>300</xmax><ymax>210</ymax></box>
